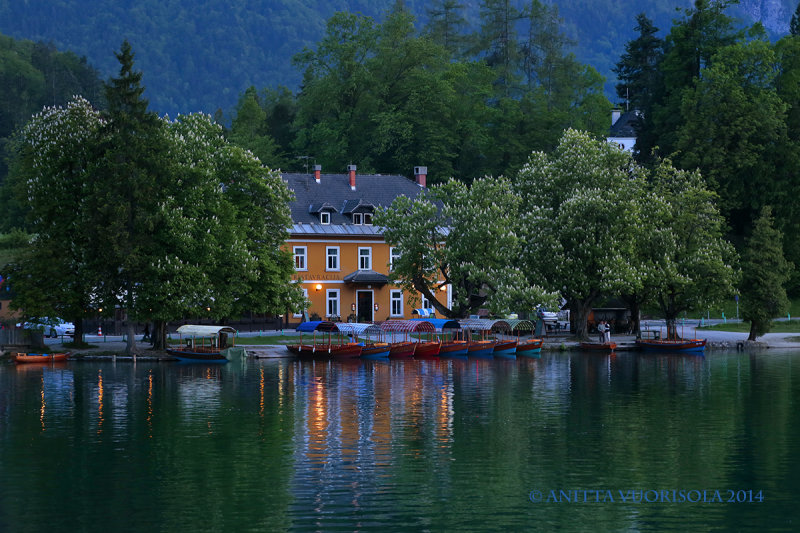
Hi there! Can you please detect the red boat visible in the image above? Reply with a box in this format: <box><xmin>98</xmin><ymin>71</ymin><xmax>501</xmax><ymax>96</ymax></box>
<box><xmin>516</xmin><ymin>338</ymin><xmax>543</xmax><ymax>357</ymax></box>
<box><xmin>328</xmin><ymin>343</ymin><xmax>363</xmax><ymax>359</ymax></box>
<box><xmin>635</xmin><ymin>338</ymin><xmax>706</xmax><ymax>353</ymax></box>
<box><xmin>579</xmin><ymin>342</ymin><xmax>617</xmax><ymax>351</ymax></box>
<box><xmin>414</xmin><ymin>341</ymin><xmax>441</xmax><ymax>359</ymax></box>
<box><xmin>13</xmin><ymin>352</ymin><xmax>69</xmax><ymax>363</ymax></box>
<box><xmin>493</xmin><ymin>339</ymin><xmax>518</xmax><ymax>357</ymax></box>
<box><xmin>389</xmin><ymin>341</ymin><xmax>417</xmax><ymax>358</ymax></box>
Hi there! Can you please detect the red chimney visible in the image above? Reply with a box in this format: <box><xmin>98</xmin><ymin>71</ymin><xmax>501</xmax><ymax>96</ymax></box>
<box><xmin>348</xmin><ymin>164</ymin><xmax>357</xmax><ymax>190</ymax></box>
<box><xmin>314</xmin><ymin>164</ymin><xmax>321</xmax><ymax>183</ymax></box>
<box><xmin>414</xmin><ymin>166</ymin><xmax>427</xmax><ymax>188</ymax></box>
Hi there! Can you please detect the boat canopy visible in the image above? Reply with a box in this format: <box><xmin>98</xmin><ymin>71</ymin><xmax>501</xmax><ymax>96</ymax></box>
<box><xmin>505</xmin><ymin>319</ymin><xmax>535</xmax><ymax>332</ymax></box>
<box><xmin>410</xmin><ymin>318</ymin><xmax>461</xmax><ymax>332</ymax></box>
<box><xmin>335</xmin><ymin>322</ymin><xmax>382</xmax><ymax>336</ymax></box>
<box><xmin>458</xmin><ymin>319</ymin><xmax>511</xmax><ymax>332</ymax></box>
<box><xmin>380</xmin><ymin>320</ymin><xmax>436</xmax><ymax>333</ymax></box>
<box><xmin>176</xmin><ymin>325</ymin><xmax>237</xmax><ymax>337</ymax></box>
<box><xmin>295</xmin><ymin>320</ymin><xmax>339</xmax><ymax>332</ymax></box>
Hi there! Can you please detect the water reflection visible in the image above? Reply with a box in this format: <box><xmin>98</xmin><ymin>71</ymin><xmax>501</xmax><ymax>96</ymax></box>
<box><xmin>0</xmin><ymin>351</ymin><xmax>798</xmax><ymax>531</ymax></box>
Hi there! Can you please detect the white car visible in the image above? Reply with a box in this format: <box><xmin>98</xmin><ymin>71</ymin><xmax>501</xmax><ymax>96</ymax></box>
<box><xmin>19</xmin><ymin>318</ymin><xmax>75</xmax><ymax>338</ymax></box>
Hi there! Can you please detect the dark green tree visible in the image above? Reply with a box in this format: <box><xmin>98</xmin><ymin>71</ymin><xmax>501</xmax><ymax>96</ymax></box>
<box><xmin>228</xmin><ymin>87</ymin><xmax>284</xmax><ymax>168</ymax></box>
<box><xmin>740</xmin><ymin>206</ymin><xmax>792</xmax><ymax>340</ymax></box>
<box><xmin>471</xmin><ymin>0</ymin><xmax>525</xmax><ymax>97</ymax></box>
<box><xmin>424</xmin><ymin>0</ymin><xmax>470</xmax><ymax>59</ymax></box>
<box><xmin>791</xmin><ymin>2</ymin><xmax>800</xmax><ymax>36</ymax></box>
<box><xmin>87</xmin><ymin>40</ymin><xmax>174</xmax><ymax>352</ymax></box>
<box><xmin>612</xmin><ymin>13</ymin><xmax>663</xmax><ymax>113</ymax></box>
<box><xmin>640</xmin><ymin>0</ymin><xmax>743</xmax><ymax>159</ymax></box>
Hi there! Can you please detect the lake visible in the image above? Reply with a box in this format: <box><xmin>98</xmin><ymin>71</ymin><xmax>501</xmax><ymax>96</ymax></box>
<box><xmin>1</xmin><ymin>350</ymin><xmax>798</xmax><ymax>532</ymax></box>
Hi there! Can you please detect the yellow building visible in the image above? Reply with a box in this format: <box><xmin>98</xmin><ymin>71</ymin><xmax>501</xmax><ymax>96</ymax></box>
<box><xmin>283</xmin><ymin>165</ymin><xmax>447</xmax><ymax>324</ymax></box>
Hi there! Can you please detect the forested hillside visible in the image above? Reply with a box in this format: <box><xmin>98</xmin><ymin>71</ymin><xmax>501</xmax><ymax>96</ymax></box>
<box><xmin>0</xmin><ymin>0</ymin><xmax>795</xmax><ymax>116</ymax></box>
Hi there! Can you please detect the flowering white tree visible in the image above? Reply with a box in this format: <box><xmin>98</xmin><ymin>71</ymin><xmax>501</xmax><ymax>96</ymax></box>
<box><xmin>6</xmin><ymin>96</ymin><xmax>104</xmax><ymax>340</ymax></box>
<box><xmin>644</xmin><ymin>161</ymin><xmax>738</xmax><ymax>339</ymax></box>
<box><xmin>515</xmin><ymin>129</ymin><xmax>649</xmax><ymax>340</ymax></box>
<box><xmin>376</xmin><ymin>176</ymin><xmax>555</xmax><ymax>318</ymax></box>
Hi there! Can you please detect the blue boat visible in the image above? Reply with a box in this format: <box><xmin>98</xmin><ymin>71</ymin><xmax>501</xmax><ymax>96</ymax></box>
<box><xmin>493</xmin><ymin>340</ymin><xmax>517</xmax><ymax>358</ymax></box>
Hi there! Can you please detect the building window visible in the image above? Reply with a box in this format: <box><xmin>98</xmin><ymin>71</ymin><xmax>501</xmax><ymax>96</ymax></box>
<box><xmin>364</xmin><ymin>212</ymin><xmax>373</xmax><ymax>225</ymax></box>
<box><xmin>390</xmin><ymin>290</ymin><xmax>403</xmax><ymax>317</ymax></box>
<box><xmin>390</xmin><ymin>247</ymin><xmax>400</xmax><ymax>271</ymax></box>
<box><xmin>421</xmin><ymin>294</ymin><xmax>432</xmax><ymax>311</ymax></box>
<box><xmin>326</xmin><ymin>289</ymin><xmax>340</xmax><ymax>319</ymax></box>
<box><xmin>294</xmin><ymin>288</ymin><xmax>308</xmax><ymax>318</ymax></box>
<box><xmin>352</xmin><ymin>213</ymin><xmax>362</xmax><ymax>225</ymax></box>
<box><xmin>358</xmin><ymin>247</ymin><xmax>372</xmax><ymax>270</ymax></box>
<box><xmin>320</xmin><ymin>211</ymin><xmax>330</xmax><ymax>225</ymax></box>
<box><xmin>293</xmin><ymin>246</ymin><xmax>307</xmax><ymax>271</ymax></box>
<box><xmin>326</xmin><ymin>246</ymin><xmax>339</xmax><ymax>271</ymax></box>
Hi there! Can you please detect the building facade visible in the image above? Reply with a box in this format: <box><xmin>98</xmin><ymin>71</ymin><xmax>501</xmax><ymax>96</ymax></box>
<box><xmin>283</xmin><ymin>165</ymin><xmax>447</xmax><ymax>324</ymax></box>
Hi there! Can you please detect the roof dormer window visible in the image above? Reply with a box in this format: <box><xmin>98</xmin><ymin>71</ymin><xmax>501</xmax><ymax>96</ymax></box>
<box><xmin>352</xmin><ymin>213</ymin><xmax>363</xmax><ymax>225</ymax></box>
<box><xmin>320</xmin><ymin>211</ymin><xmax>330</xmax><ymax>225</ymax></box>
<box><xmin>363</xmin><ymin>212</ymin><xmax>373</xmax><ymax>225</ymax></box>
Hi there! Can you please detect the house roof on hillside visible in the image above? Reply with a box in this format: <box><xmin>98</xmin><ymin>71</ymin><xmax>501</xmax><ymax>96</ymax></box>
<box><xmin>283</xmin><ymin>172</ymin><xmax>426</xmax><ymax>227</ymax></box>
<box><xmin>609</xmin><ymin>110</ymin><xmax>640</xmax><ymax>138</ymax></box>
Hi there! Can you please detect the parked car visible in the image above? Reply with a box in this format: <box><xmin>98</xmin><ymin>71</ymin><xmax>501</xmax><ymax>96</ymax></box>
<box><xmin>18</xmin><ymin>318</ymin><xmax>75</xmax><ymax>338</ymax></box>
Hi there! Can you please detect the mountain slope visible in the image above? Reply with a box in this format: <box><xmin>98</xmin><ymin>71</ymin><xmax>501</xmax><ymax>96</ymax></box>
<box><xmin>0</xmin><ymin>0</ymin><xmax>794</xmax><ymax>115</ymax></box>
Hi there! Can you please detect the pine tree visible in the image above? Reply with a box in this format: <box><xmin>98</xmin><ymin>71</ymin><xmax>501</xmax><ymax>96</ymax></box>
<box><xmin>791</xmin><ymin>2</ymin><xmax>800</xmax><ymax>36</ymax></box>
<box><xmin>740</xmin><ymin>206</ymin><xmax>793</xmax><ymax>341</ymax></box>
<box><xmin>612</xmin><ymin>13</ymin><xmax>663</xmax><ymax>112</ymax></box>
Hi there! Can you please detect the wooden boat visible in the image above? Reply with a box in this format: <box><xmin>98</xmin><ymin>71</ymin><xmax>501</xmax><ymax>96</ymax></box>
<box><xmin>13</xmin><ymin>352</ymin><xmax>69</xmax><ymax>363</ymax></box>
<box><xmin>389</xmin><ymin>341</ymin><xmax>417</xmax><ymax>358</ymax></box>
<box><xmin>414</xmin><ymin>341</ymin><xmax>441</xmax><ymax>359</ymax></box>
<box><xmin>167</xmin><ymin>325</ymin><xmax>237</xmax><ymax>363</ymax></box>
<box><xmin>467</xmin><ymin>340</ymin><xmax>496</xmax><ymax>357</ymax></box>
<box><xmin>635</xmin><ymin>338</ymin><xmax>706</xmax><ymax>353</ymax></box>
<box><xmin>439</xmin><ymin>340</ymin><xmax>469</xmax><ymax>357</ymax></box>
<box><xmin>579</xmin><ymin>341</ymin><xmax>617</xmax><ymax>351</ymax></box>
<box><xmin>516</xmin><ymin>338</ymin><xmax>543</xmax><ymax>357</ymax></box>
<box><xmin>360</xmin><ymin>342</ymin><xmax>391</xmax><ymax>358</ymax></box>
<box><xmin>328</xmin><ymin>343</ymin><xmax>363</xmax><ymax>359</ymax></box>
<box><xmin>493</xmin><ymin>339</ymin><xmax>517</xmax><ymax>357</ymax></box>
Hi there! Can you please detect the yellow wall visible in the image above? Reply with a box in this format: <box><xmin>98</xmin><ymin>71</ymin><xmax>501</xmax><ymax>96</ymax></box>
<box><xmin>285</xmin><ymin>236</ymin><xmax>447</xmax><ymax>322</ymax></box>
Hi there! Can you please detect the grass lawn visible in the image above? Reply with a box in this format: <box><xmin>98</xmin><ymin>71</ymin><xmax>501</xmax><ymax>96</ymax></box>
<box><xmin>699</xmin><ymin>320</ymin><xmax>800</xmax><ymax>333</ymax></box>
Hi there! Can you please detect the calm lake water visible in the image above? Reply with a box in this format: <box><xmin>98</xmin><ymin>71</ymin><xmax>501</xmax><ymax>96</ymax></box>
<box><xmin>1</xmin><ymin>350</ymin><xmax>798</xmax><ymax>532</ymax></box>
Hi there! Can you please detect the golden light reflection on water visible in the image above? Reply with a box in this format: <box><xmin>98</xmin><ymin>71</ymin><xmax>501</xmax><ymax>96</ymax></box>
<box><xmin>146</xmin><ymin>370</ymin><xmax>153</xmax><ymax>438</ymax></box>
<box><xmin>97</xmin><ymin>369</ymin><xmax>104</xmax><ymax>434</ymax></box>
<box><xmin>39</xmin><ymin>375</ymin><xmax>45</xmax><ymax>432</ymax></box>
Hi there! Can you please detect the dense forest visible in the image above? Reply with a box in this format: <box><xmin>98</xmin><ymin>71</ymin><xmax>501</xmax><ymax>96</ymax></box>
<box><xmin>0</xmin><ymin>0</ymin><xmax>794</xmax><ymax>116</ymax></box>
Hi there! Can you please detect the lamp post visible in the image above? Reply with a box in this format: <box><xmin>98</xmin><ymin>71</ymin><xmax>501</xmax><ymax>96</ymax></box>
<box><xmin>735</xmin><ymin>294</ymin><xmax>739</xmax><ymax>321</ymax></box>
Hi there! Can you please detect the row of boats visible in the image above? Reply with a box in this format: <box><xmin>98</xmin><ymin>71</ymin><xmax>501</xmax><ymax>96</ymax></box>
<box><xmin>286</xmin><ymin>337</ymin><xmax>544</xmax><ymax>359</ymax></box>
<box><xmin>286</xmin><ymin>318</ymin><xmax>544</xmax><ymax>360</ymax></box>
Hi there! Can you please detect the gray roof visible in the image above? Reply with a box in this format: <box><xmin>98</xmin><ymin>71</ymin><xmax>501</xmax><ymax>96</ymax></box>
<box><xmin>342</xmin><ymin>269</ymin><xmax>390</xmax><ymax>284</ymax></box>
<box><xmin>609</xmin><ymin>110</ymin><xmax>640</xmax><ymax>138</ymax></box>
<box><xmin>283</xmin><ymin>172</ymin><xmax>426</xmax><ymax>230</ymax></box>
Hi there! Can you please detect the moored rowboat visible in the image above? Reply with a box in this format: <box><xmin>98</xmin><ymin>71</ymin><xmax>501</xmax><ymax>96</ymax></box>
<box><xmin>414</xmin><ymin>341</ymin><xmax>441</xmax><ymax>359</ymax></box>
<box><xmin>493</xmin><ymin>340</ymin><xmax>517</xmax><ymax>357</ymax></box>
<box><xmin>389</xmin><ymin>341</ymin><xmax>417</xmax><ymax>358</ymax></box>
<box><xmin>467</xmin><ymin>340</ymin><xmax>496</xmax><ymax>357</ymax></box>
<box><xmin>13</xmin><ymin>352</ymin><xmax>69</xmax><ymax>363</ymax></box>
<box><xmin>635</xmin><ymin>338</ymin><xmax>706</xmax><ymax>352</ymax></box>
<box><xmin>516</xmin><ymin>338</ymin><xmax>543</xmax><ymax>357</ymax></box>
<box><xmin>439</xmin><ymin>340</ymin><xmax>469</xmax><ymax>357</ymax></box>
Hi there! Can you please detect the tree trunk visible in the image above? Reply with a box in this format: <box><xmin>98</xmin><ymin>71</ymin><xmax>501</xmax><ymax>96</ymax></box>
<box><xmin>152</xmin><ymin>320</ymin><xmax>167</xmax><ymax>350</ymax></box>
<box><xmin>629</xmin><ymin>301</ymin><xmax>641</xmax><ymax>336</ymax></box>
<box><xmin>125</xmin><ymin>320</ymin><xmax>136</xmax><ymax>358</ymax></box>
<box><xmin>570</xmin><ymin>298</ymin><xmax>595</xmax><ymax>341</ymax></box>
<box><xmin>72</xmin><ymin>316</ymin><xmax>85</xmax><ymax>344</ymax></box>
<box><xmin>748</xmin><ymin>321</ymin><xmax>758</xmax><ymax>341</ymax></box>
<box><xmin>665</xmin><ymin>315</ymin><xmax>678</xmax><ymax>340</ymax></box>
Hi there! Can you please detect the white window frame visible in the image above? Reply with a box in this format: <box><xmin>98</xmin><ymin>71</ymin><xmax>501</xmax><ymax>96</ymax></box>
<box><xmin>326</xmin><ymin>246</ymin><xmax>340</xmax><ymax>271</ymax></box>
<box><xmin>293</xmin><ymin>246</ymin><xmax>307</xmax><ymax>271</ymax></box>
<box><xmin>326</xmin><ymin>289</ymin><xmax>340</xmax><ymax>319</ymax></box>
<box><xmin>363</xmin><ymin>212</ymin><xmax>373</xmax><ymax>225</ymax></box>
<box><xmin>421</xmin><ymin>294</ymin><xmax>432</xmax><ymax>311</ymax></box>
<box><xmin>352</xmin><ymin>212</ymin><xmax>363</xmax><ymax>225</ymax></box>
<box><xmin>390</xmin><ymin>290</ymin><xmax>403</xmax><ymax>317</ymax></box>
<box><xmin>320</xmin><ymin>211</ymin><xmax>330</xmax><ymax>225</ymax></box>
<box><xmin>390</xmin><ymin>247</ymin><xmax>400</xmax><ymax>271</ymax></box>
<box><xmin>358</xmin><ymin>247</ymin><xmax>372</xmax><ymax>270</ymax></box>
<box><xmin>294</xmin><ymin>288</ymin><xmax>308</xmax><ymax>318</ymax></box>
